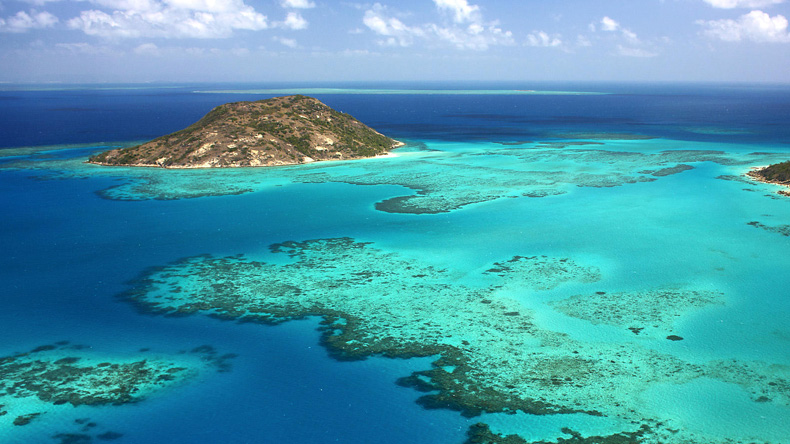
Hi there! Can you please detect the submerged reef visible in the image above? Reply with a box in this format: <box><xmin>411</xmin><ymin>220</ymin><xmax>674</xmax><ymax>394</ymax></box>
<box><xmin>13</xmin><ymin>412</ymin><xmax>42</xmax><ymax>426</ymax></box>
<box><xmin>545</xmin><ymin>133</ymin><xmax>656</xmax><ymax>141</ymax></box>
<box><xmin>121</xmin><ymin>237</ymin><xmax>790</xmax><ymax>444</ymax></box>
<box><xmin>0</xmin><ymin>341</ymin><xmax>234</xmax><ymax>433</ymax></box>
<box><xmin>747</xmin><ymin>221</ymin><xmax>790</xmax><ymax>237</ymax></box>
<box><xmin>1</xmin><ymin>344</ymin><xmax>189</xmax><ymax>407</ymax></box>
<box><xmin>550</xmin><ymin>288</ymin><xmax>724</xmax><ymax>338</ymax></box>
<box><xmin>292</xmin><ymin>147</ymin><xmax>784</xmax><ymax>214</ymax></box>
<box><xmin>4</xmin><ymin>140</ymin><xmax>788</xmax><ymax>211</ymax></box>
<box><xmin>293</xmin><ymin>155</ymin><xmax>654</xmax><ymax>214</ymax></box>
<box><xmin>49</xmin><ymin>418</ymin><xmax>124</xmax><ymax>443</ymax></box>
<box><xmin>465</xmin><ymin>422</ymin><xmax>650</xmax><ymax>444</ymax></box>
<box><xmin>639</xmin><ymin>164</ymin><xmax>694</xmax><ymax>177</ymax></box>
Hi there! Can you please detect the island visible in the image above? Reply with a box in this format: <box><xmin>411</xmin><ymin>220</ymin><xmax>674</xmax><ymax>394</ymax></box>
<box><xmin>88</xmin><ymin>95</ymin><xmax>401</xmax><ymax>168</ymax></box>
<box><xmin>747</xmin><ymin>160</ymin><xmax>790</xmax><ymax>196</ymax></box>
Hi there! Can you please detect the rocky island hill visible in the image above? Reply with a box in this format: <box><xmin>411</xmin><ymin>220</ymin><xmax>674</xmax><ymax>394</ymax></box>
<box><xmin>89</xmin><ymin>95</ymin><xmax>402</xmax><ymax>168</ymax></box>
<box><xmin>748</xmin><ymin>160</ymin><xmax>790</xmax><ymax>196</ymax></box>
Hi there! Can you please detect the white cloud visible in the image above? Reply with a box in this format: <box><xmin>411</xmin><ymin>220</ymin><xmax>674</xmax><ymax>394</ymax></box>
<box><xmin>273</xmin><ymin>35</ymin><xmax>297</xmax><ymax>47</ymax></box>
<box><xmin>621</xmin><ymin>28</ymin><xmax>640</xmax><ymax>45</ymax></box>
<box><xmin>159</xmin><ymin>0</ymin><xmax>246</xmax><ymax>13</ymax></box>
<box><xmin>525</xmin><ymin>31</ymin><xmax>562</xmax><ymax>47</ymax></box>
<box><xmin>433</xmin><ymin>0</ymin><xmax>479</xmax><ymax>24</ymax></box>
<box><xmin>340</xmin><ymin>48</ymin><xmax>378</xmax><ymax>56</ymax></box>
<box><xmin>617</xmin><ymin>45</ymin><xmax>658</xmax><ymax>57</ymax></box>
<box><xmin>698</xmin><ymin>9</ymin><xmax>790</xmax><ymax>42</ymax></box>
<box><xmin>55</xmin><ymin>42</ymin><xmax>117</xmax><ymax>55</ymax></box>
<box><xmin>279</xmin><ymin>11</ymin><xmax>307</xmax><ymax>29</ymax></box>
<box><xmin>703</xmin><ymin>0</ymin><xmax>785</xmax><ymax>8</ymax></box>
<box><xmin>430</xmin><ymin>21</ymin><xmax>513</xmax><ymax>49</ymax></box>
<box><xmin>597</xmin><ymin>16</ymin><xmax>642</xmax><ymax>43</ymax></box>
<box><xmin>280</xmin><ymin>0</ymin><xmax>315</xmax><ymax>9</ymax></box>
<box><xmin>18</xmin><ymin>0</ymin><xmax>65</xmax><ymax>5</ymax></box>
<box><xmin>133</xmin><ymin>42</ymin><xmax>160</xmax><ymax>55</ymax></box>
<box><xmin>363</xmin><ymin>4</ymin><xmax>424</xmax><ymax>47</ymax></box>
<box><xmin>362</xmin><ymin>1</ymin><xmax>512</xmax><ymax>50</ymax></box>
<box><xmin>577</xmin><ymin>34</ymin><xmax>592</xmax><ymax>47</ymax></box>
<box><xmin>67</xmin><ymin>0</ymin><xmax>269</xmax><ymax>38</ymax></box>
<box><xmin>182</xmin><ymin>46</ymin><xmax>227</xmax><ymax>55</ymax></box>
<box><xmin>185</xmin><ymin>46</ymin><xmax>206</xmax><ymax>55</ymax></box>
<box><xmin>0</xmin><ymin>9</ymin><xmax>58</xmax><ymax>32</ymax></box>
<box><xmin>592</xmin><ymin>16</ymin><xmax>659</xmax><ymax>56</ymax></box>
<box><xmin>600</xmin><ymin>16</ymin><xmax>620</xmax><ymax>31</ymax></box>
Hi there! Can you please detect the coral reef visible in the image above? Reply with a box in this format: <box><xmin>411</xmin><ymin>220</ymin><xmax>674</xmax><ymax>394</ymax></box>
<box><xmin>4</xmin><ymin>140</ymin><xmax>789</xmax><ymax>211</ymax></box>
<box><xmin>0</xmin><ymin>341</ymin><xmax>234</xmax><ymax>434</ymax></box>
<box><xmin>747</xmin><ymin>221</ymin><xmax>790</xmax><ymax>237</ymax></box>
<box><xmin>464</xmin><ymin>422</ymin><xmax>650</xmax><ymax>444</ymax></box>
<box><xmin>120</xmin><ymin>237</ymin><xmax>790</xmax><ymax>443</ymax></box>
<box><xmin>550</xmin><ymin>288</ymin><xmax>724</xmax><ymax>337</ymax></box>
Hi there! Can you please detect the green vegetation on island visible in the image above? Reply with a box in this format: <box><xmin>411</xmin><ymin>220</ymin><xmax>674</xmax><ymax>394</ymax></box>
<box><xmin>749</xmin><ymin>160</ymin><xmax>790</xmax><ymax>183</ymax></box>
<box><xmin>748</xmin><ymin>160</ymin><xmax>790</xmax><ymax>196</ymax></box>
<box><xmin>88</xmin><ymin>95</ymin><xmax>400</xmax><ymax>168</ymax></box>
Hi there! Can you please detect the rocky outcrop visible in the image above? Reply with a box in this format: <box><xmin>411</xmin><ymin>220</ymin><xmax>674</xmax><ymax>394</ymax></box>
<box><xmin>748</xmin><ymin>161</ymin><xmax>790</xmax><ymax>196</ymax></box>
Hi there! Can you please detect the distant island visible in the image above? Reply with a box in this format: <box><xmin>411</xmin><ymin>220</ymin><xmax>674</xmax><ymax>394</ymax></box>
<box><xmin>748</xmin><ymin>161</ymin><xmax>790</xmax><ymax>196</ymax></box>
<box><xmin>88</xmin><ymin>95</ymin><xmax>401</xmax><ymax>168</ymax></box>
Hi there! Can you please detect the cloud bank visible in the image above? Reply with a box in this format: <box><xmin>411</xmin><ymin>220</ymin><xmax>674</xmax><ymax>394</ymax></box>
<box><xmin>0</xmin><ymin>9</ymin><xmax>58</xmax><ymax>33</ymax></box>
<box><xmin>699</xmin><ymin>9</ymin><xmax>790</xmax><ymax>42</ymax></box>
<box><xmin>703</xmin><ymin>0</ymin><xmax>785</xmax><ymax>9</ymax></box>
<box><xmin>66</xmin><ymin>0</ymin><xmax>270</xmax><ymax>38</ymax></box>
<box><xmin>434</xmin><ymin>0</ymin><xmax>480</xmax><ymax>24</ymax></box>
<box><xmin>280</xmin><ymin>0</ymin><xmax>315</xmax><ymax>9</ymax></box>
<box><xmin>362</xmin><ymin>1</ymin><xmax>513</xmax><ymax>50</ymax></box>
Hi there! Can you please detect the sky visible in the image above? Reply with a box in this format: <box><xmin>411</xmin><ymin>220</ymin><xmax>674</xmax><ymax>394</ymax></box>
<box><xmin>0</xmin><ymin>0</ymin><xmax>789</xmax><ymax>83</ymax></box>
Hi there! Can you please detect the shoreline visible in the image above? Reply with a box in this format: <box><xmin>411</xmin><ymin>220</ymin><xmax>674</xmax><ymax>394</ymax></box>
<box><xmin>86</xmin><ymin>140</ymin><xmax>405</xmax><ymax>170</ymax></box>
<box><xmin>746</xmin><ymin>165</ymin><xmax>790</xmax><ymax>196</ymax></box>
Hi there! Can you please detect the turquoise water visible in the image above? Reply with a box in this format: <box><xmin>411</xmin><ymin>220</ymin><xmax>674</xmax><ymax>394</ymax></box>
<box><xmin>1</xmin><ymin>84</ymin><xmax>789</xmax><ymax>443</ymax></box>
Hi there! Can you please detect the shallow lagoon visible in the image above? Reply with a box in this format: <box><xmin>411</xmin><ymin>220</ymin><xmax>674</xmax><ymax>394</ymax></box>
<box><xmin>1</xmin><ymin>84</ymin><xmax>789</xmax><ymax>443</ymax></box>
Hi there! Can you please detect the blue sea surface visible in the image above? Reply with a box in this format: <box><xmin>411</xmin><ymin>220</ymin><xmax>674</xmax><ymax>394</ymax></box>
<box><xmin>1</xmin><ymin>82</ymin><xmax>789</xmax><ymax>443</ymax></box>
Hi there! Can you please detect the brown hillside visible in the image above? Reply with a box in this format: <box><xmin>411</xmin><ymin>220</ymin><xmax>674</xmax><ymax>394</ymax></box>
<box><xmin>89</xmin><ymin>95</ymin><xmax>400</xmax><ymax>168</ymax></box>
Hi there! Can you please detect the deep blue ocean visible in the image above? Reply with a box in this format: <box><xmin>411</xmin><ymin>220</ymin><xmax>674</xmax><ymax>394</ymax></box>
<box><xmin>1</xmin><ymin>82</ymin><xmax>789</xmax><ymax>444</ymax></box>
